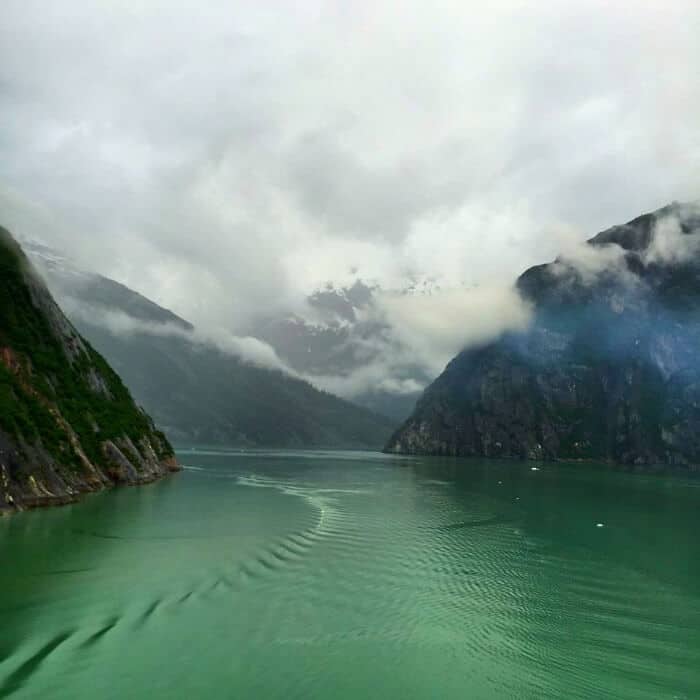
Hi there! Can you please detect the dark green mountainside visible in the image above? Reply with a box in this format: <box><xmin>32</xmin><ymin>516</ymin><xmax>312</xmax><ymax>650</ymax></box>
<box><xmin>26</xmin><ymin>244</ymin><xmax>395</xmax><ymax>449</ymax></box>
<box><xmin>0</xmin><ymin>228</ymin><xmax>178</xmax><ymax>512</ymax></box>
<box><xmin>387</xmin><ymin>202</ymin><xmax>700</xmax><ymax>470</ymax></box>
<box><xmin>77</xmin><ymin>325</ymin><xmax>396</xmax><ymax>448</ymax></box>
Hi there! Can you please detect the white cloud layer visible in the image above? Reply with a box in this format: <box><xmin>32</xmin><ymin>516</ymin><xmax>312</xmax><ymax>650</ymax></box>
<box><xmin>374</xmin><ymin>286</ymin><xmax>533</xmax><ymax>376</ymax></box>
<box><xmin>2</xmin><ymin>0</ymin><xmax>700</xmax><ymax>390</ymax></box>
<box><xmin>647</xmin><ymin>205</ymin><xmax>700</xmax><ymax>265</ymax></box>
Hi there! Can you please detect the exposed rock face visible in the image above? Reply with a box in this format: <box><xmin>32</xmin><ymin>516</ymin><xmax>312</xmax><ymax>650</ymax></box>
<box><xmin>386</xmin><ymin>202</ymin><xmax>700</xmax><ymax>469</ymax></box>
<box><xmin>0</xmin><ymin>227</ymin><xmax>179</xmax><ymax>513</ymax></box>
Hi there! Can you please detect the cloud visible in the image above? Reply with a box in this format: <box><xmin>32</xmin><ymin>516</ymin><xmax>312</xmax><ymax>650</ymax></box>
<box><xmin>372</xmin><ymin>285</ymin><xmax>533</xmax><ymax>375</ymax></box>
<box><xmin>646</xmin><ymin>204</ymin><xmax>700</xmax><ymax>265</ymax></box>
<box><xmin>310</xmin><ymin>366</ymin><xmax>425</xmax><ymax>401</ymax></box>
<box><xmin>299</xmin><ymin>282</ymin><xmax>533</xmax><ymax>399</ymax></box>
<box><xmin>544</xmin><ymin>202</ymin><xmax>700</xmax><ymax>289</ymax></box>
<box><xmin>556</xmin><ymin>239</ymin><xmax>633</xmax><ymax>286</ymax></box>
<box><xmin>199</xmin><ymin>327</ymin><xmax>294</xmax><ymax>373</ymax></box>
<box><xmin>60</xmin><ymin>296</ymin><xmax>292</xmax><ymax>372</ymax></box>
<box><xmin>2</xmin><ymin>0</ymin><xmax>700</xmax><ymax>388</ymax></box>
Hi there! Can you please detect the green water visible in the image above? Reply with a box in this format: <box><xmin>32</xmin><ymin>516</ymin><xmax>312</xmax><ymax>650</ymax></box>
<box><xmin>1</xmin><ymin>450</ymin><xmax>699</xmax><ymax>699</ymax></box>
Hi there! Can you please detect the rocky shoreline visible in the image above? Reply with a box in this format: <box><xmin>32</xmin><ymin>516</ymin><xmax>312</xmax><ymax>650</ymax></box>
<box><xmin>0</xmin><ymin>432</ymin><xmax>180</xmax><ymax>513</ymax></box>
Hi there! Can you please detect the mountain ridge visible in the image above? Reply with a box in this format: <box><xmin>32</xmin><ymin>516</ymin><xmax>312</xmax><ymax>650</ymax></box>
<box><xmin>386</xmin><ymin>201</ymin><xmax>700</xmax><ymax>469</ymax></box>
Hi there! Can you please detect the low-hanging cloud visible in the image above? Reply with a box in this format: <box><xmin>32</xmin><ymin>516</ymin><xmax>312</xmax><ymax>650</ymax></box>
<box><xmin>646</xmin><ymin>204</ymin><xmax>700</xmax><ymax>265</ymax></box>
<box><xmin>372</xmin><ymin>286</ymin><xmax>533</xmax><ymax>376</ymax></box>
<box><xmin>299</xmin><ymin>283</ymin><xmax>533</xmax><ymax>400</ymax></box>
<box><xmin>310</xmin><ymin>365</ymin><xmax>426</xmax><ymax>401</ymax></box>
<box><xmin>554</xmin><ymin>239</ymin><xmax>636</xmax><ymax>288</ymax></box>
<box><xmin>546</xmin><ymin>202</ymin><xmax>700</xmax><ymax>286</ymax></box>
<box><xmin>60</xmin><ymin>296</ymin><xmax>293</xmax><ymax>373</ymax></box>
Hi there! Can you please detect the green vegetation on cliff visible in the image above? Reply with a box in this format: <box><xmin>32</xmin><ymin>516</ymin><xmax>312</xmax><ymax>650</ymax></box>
<box><xmin>0</xmin><ymin>227</ymin><xmax>176</xmax><ymax>511</ymax></box>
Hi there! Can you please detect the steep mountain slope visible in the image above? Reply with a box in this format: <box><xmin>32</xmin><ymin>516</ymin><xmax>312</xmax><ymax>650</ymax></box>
<box><xmin>26</xmin><ymin>246</ymin><xmax>395</xmax><ymax>448</ymax></box>
<box><xmin>387</xmin><ymin>202</ymin><xmax>700</xmax><ymax>469</ymax></box>
<box><xmin>0</xmin><ymin>228</ymin><xmax>178</xmax><ymax>512</ymax></box>
<box><xmin>74</xmin><ymin>325</ymin><xmax>396</xmax><ymax>447</ymax></box>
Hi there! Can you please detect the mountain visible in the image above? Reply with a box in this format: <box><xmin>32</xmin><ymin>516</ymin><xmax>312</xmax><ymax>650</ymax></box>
<box><xmin>387</xmin><ymin>202</ymin><xmax>700</xmax><ymax>469</ymax></box>
<box><xmin>249</xmin><ymin>280</ymin><xmax>429</xmax><ymax>421</ymax></box>
<box><xmin>22</xmin><ymin>241</ymin><xmax>193</xmax><ymax>330</ymax></box>
<box><xmin>0</xmin><ymin>228</ymin><xmax>178</xmax><ymax>512</ymax></box>
<box><xmin>26</xmin><ymin>245</ymin><xmax>395</xmax><ymax>449</ymax></box>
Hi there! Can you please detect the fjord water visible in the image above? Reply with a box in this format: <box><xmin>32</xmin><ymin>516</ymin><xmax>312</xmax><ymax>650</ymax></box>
<box><xmin>1</xmin><ymin>451</ymin><xmax>699</xmax><ymax>699</ymax></box>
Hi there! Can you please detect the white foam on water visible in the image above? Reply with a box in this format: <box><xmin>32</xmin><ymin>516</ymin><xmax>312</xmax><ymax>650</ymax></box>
<box><xmin>236</xmin><ymin>475</ymin><xmax>347</xmax><ymax>540</ymax></box>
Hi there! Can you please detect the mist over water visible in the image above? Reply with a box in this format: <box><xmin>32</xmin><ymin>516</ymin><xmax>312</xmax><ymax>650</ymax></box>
<box><xmin>1</xmin><ymin>449</ymin><xmax>699</xmax><ymax>699</ymax></box>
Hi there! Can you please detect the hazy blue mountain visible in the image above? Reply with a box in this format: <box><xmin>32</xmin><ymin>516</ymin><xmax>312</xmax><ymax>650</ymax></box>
<box><xmin>387</xmin><ymin>202</ymin><xmax>700</xmax><ymax>469</ymax></box>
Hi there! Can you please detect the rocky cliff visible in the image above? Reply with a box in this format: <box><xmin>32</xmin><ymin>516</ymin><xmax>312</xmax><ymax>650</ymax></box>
<box><xmin>0</xmin><ymin>227</ymin><xmax>178</xmax><ymax>512</ymax></box>
<box><xmin>386</xmin><ymin>202</ymin><xmax>700</xmax><ymax>469</ymax></box>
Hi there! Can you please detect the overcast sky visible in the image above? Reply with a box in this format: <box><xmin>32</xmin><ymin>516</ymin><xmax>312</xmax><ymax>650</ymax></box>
<box><xmin>2</xmin><ymin>0</ymin><xmax>699</xmax><ymax>333</ymax></box>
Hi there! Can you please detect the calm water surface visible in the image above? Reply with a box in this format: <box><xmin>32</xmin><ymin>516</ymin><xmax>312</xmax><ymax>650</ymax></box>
<box><xmin>1</xmin><ymin>449</ymin><xmax>699</xmax><ymax>699</ymax></box>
